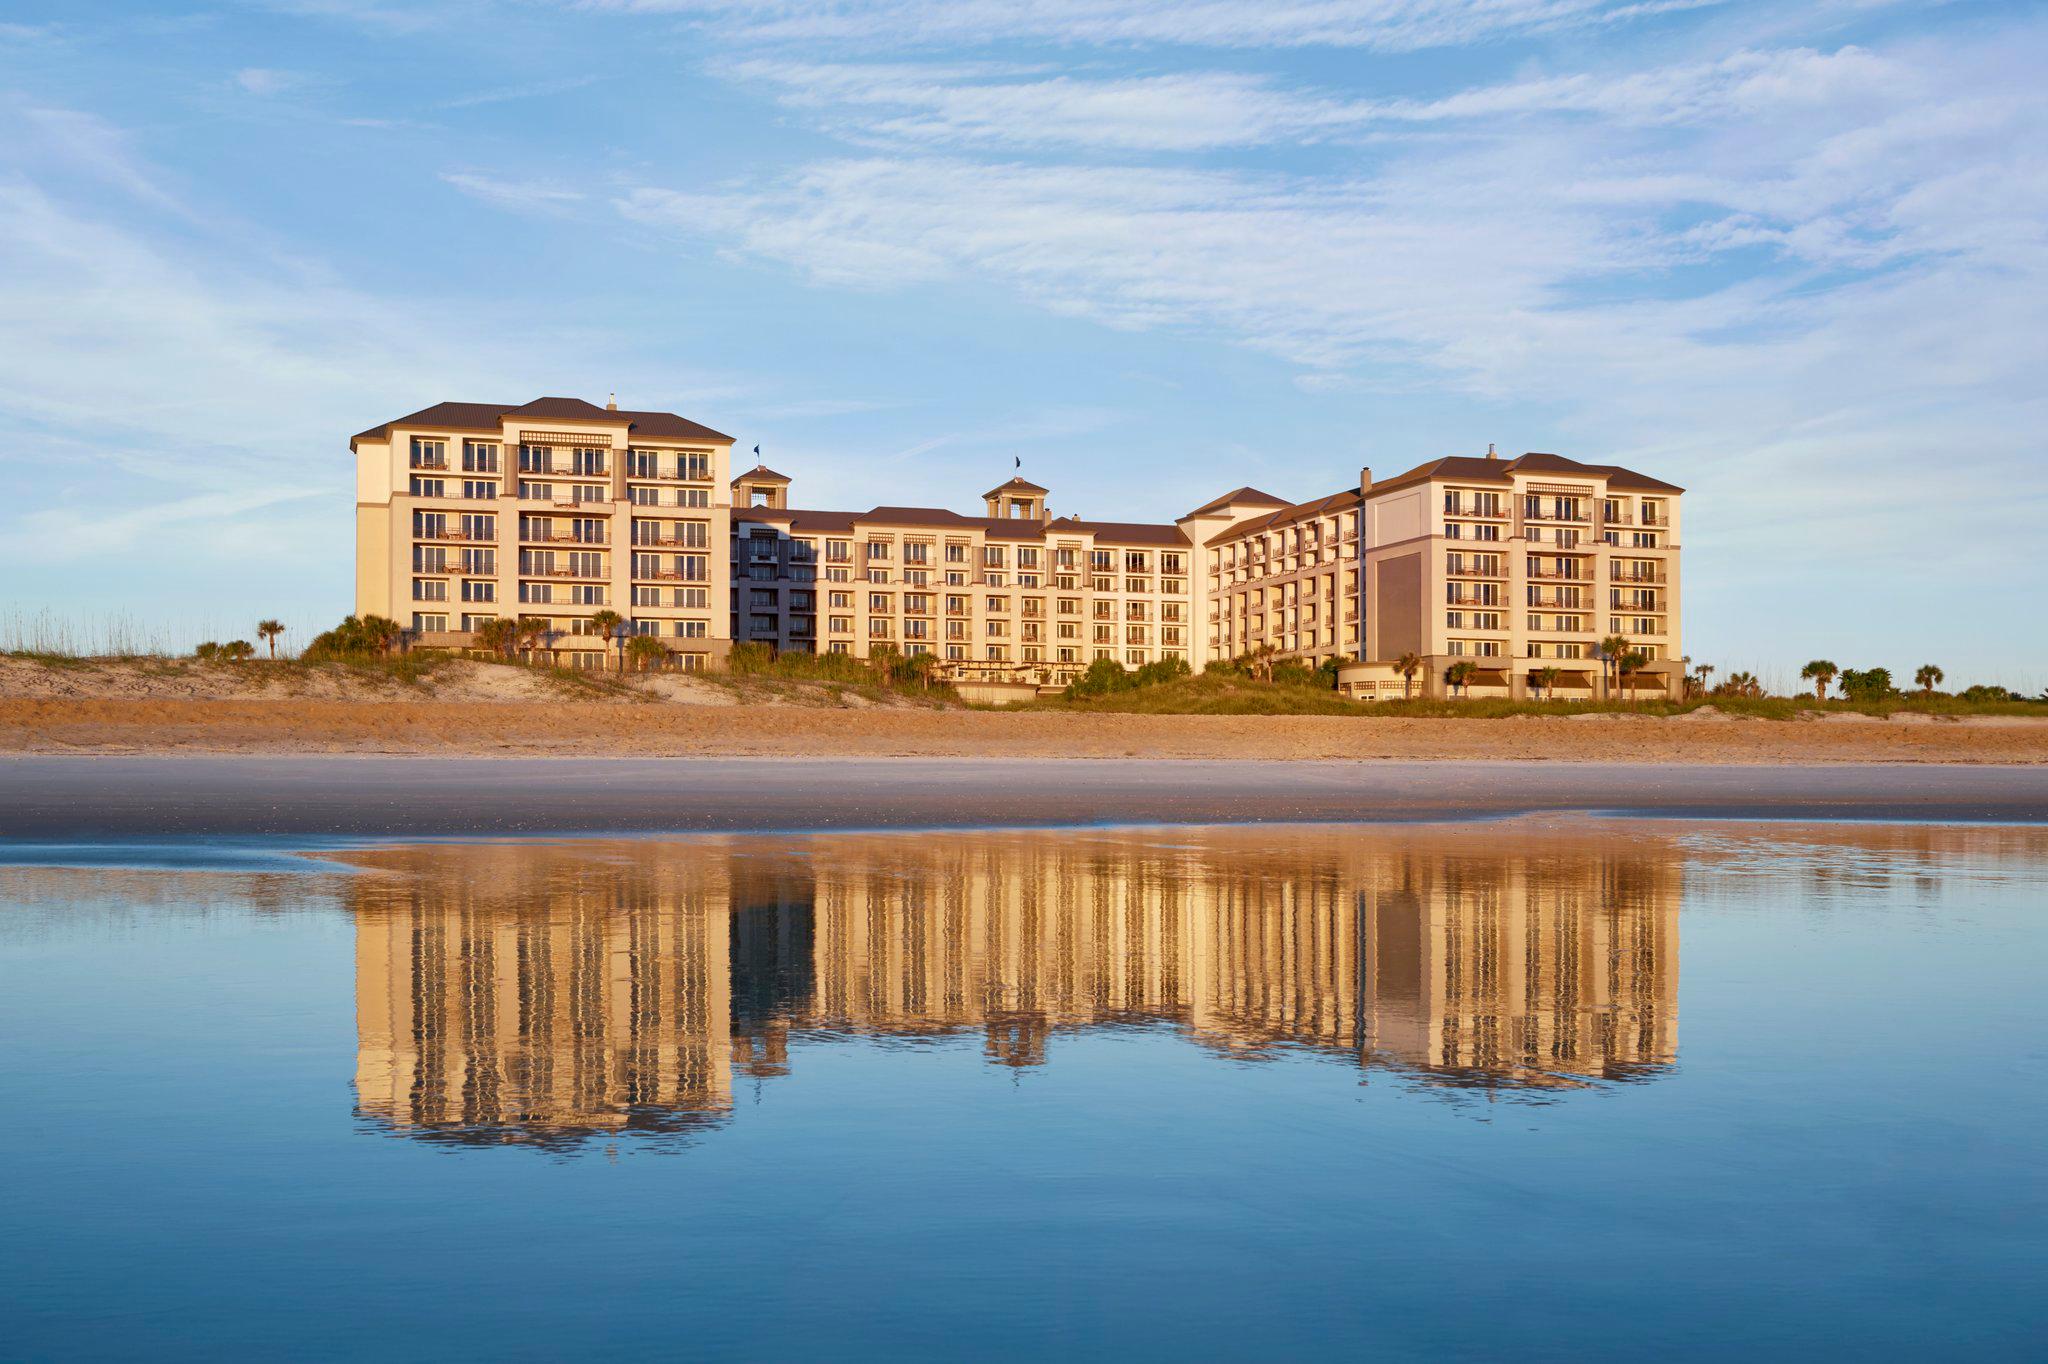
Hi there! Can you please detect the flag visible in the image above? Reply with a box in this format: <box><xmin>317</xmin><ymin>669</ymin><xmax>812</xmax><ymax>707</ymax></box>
<box><xmin>754</xmin><ymin>444</ymin><xmax>761</xmax><ymax>457</ymax></box>
<box><xmin>1014</xmin><ymin>455</ymin><xmax>1021</xmax><ymax>469</ymax></box>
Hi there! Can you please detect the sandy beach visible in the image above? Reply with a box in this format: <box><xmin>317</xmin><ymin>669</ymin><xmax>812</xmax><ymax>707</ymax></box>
<box><xmin>4</xmin><ymin>756</ymin><xmax>2045</xmax><ymax>841</ymax></box>
<box><xmin>5</xmin><ymin>696</ymin><xmax>2048</xmax><ymax>763</ymax></box>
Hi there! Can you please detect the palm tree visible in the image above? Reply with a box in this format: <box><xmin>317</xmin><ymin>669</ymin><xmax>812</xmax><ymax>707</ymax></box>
<box><xmin>222</xmin><ymin>639</ymin><xmax>255</xmax><ymax>662</ymax></box>
<box><xmin>589</xmin><ymin>609</ymin><xmax>624</xmax><ymax>671</ymax></box>
<box><xmin>625</xmin><ymin>634</ymin><xmax>666</xmax><ymax>672</ymax></box>
<box><xmin>1534</xmin><ymin>665</ymin><xmax>1561</xmax><ymax>701</ymax></box>
<box><xmin>1618</xmin><ymin>649</ymin><xmax>1647</xmax><ymax>706</ymax></box>
<box><xmin>1915</xmin><ymin>664</ymin><xmax>1944</xmax><ymax>696</ymax></box>
<box><xmin>1444</xmin><ymin>660</ymin><xmax>1477</xmax><ymax>698</ymax></box>
<box><xmin>256</xmin><ymin>619</ymin><xmax>285</xmax><ymax>660</ymax></box>
<box><xmin>516</xmin><ymin>616</ymin><xmax>551</xmax><ymax>665</ymax></box>
<box><xmin>1394</xmin><ymin>651</ymin><xmax>1421</xmax><ymax>699</ymax></box>
<box><xmin>1598</xmin><ymin>634</ymin><xmax>1630</xmax><ymax>701</ymax></box>
<box><xmin>1249</xmin><ymin>642</ymin><xmax>1280</xmax><ymax>684</ymax></box>
<box><xmin>1800</xmin><ymin>659</ymin><xmax>1838</xmax><ymax>704</ymax></box>
<box><xmin>1695</xmin><ymin>662</ymin><xmax>1715</xmax><ymax>696</ymax></box>
<box><xmin>474</xmin><ymin>617</ymin><xmax>517</xmax><ymax>660</ymax></box>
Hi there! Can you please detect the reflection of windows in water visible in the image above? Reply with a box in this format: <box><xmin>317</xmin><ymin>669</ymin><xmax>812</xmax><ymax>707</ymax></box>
<box><xmin>346</xmin><ymin>826</ymin><xmax>1682</xmax><ymax>1149</ymax></box>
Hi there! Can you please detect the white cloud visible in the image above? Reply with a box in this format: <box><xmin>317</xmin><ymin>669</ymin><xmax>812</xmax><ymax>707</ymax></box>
<box><xmin>732</xmin><ymin>47</ymin><xmax>1901</xmax><ymax>152</ymax></box>
<box><xmin>441</xmin><ymin>170</ymin><xmax>587</xmax><ymax>213</ymax></box>
<box><xmin>578</xmin><ymin>0</ymin><xmax>1724</xmax><ymax>52</ymax></box>
<box><xmin>233</xmin><ymin>67</ymin><xmax>308</xmax><ymax>97</ymax></box>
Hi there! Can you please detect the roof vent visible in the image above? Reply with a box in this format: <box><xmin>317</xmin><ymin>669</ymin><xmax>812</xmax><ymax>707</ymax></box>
<box><xmin>1486</xmin><ymin>443</ymin><xmax>1497</xmax><ymax>460</ymax></box>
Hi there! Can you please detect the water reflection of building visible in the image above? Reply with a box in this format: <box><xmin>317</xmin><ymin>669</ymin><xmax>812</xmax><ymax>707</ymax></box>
<box><xmin>352</xmin><ymin>845</ymin><xmax>735</xmax><ymax>1147</ymax></box>
<box><xmin>347</xmin><ymin>826</ymin><xmax>1680</xmax><ymax>1146</ymax></box>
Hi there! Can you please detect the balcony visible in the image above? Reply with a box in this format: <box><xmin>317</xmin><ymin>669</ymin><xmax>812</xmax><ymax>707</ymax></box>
<box><xmin>410</xmin><ymin>459</ymin><xmax>451</xmax><ymax>473</ymax></box>
<box><xmin>1609</xmin><ymin>570</ymin><xmax>1667</xmax><ymax>584</ymax></box>
<box><xmin>1446</xmin><ymin>594</ymin><xmax>1501</xmax><ymax>608</ymax></box>
<box><xmin>1522</xmin><ymin>510</ymin><xmax>1590</xmax><ymax>524</ymax></box>
<box><xmin>413</xmin><ymin>527</ymin><xmax>491</xmax><ymax>543</ymax></box>
<box><xmin>518</xmin><ymin>462</ymin><xmax>609</xmax><ymax>478</ymax></box>
<box><xmin>521</xmin><ymin>564</ymin><xmax>608</xmax><ymax>581</ymax></box>
<box><xmin>520</xmin><ymin>531</ymin><xmax>608</xmax><ymax>546</ymax></box>
<box><xmin>1444</xmin><ymin>505</ymin><xmax>1508</xmax><ymax>520</ymax></box>
<box><xmin>1446</xmin><ymin>565</ymin><xmax>1507</xmax><ymax>580</ymax></box>
<box><xmin>1525</xmin><ymin>566</ymin><xmax>1587</xmax><ymax>581</ymax></box>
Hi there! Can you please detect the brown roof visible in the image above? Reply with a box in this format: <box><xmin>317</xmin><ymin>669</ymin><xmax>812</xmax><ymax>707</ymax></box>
<box><xmin>1210</xmin><ymin>489</ymin><xmax>1363</xmax><ymax>545</ymax></box>
<box><xmin>982</xmin><ymin>475</ymin><xmax>1050</xmax><ymax>497</ymax></box>
<box><xmin>741</xmin><ymin>505</ymin><xmax>1185</xmax><ymax>545</ymax></box>
<box><xmin>1182</xmin><ymin>486</ymin><xmax>1290</xmax><ymax>518</ymax></box>
<box><xmin>1367</xmin><ymin>450</ymin><xmax>1682</xmax><ymax>497</ymax></box>
<box><xmin>351</xmin><ymin>397</ymin><xmax>733</xmax><ymax>449</ymax></box>
<box><xmin>734</xmin><ymin>464</ymin><xmax>792</xmax><ymax>484</ymax></box>
<box><xmin>1057</xmin><ymin>518</ymin><xmax>1190</xmax><ymax>546</ymax></box>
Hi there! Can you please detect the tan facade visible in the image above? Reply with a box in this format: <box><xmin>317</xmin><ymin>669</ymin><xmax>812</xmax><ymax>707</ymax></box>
<box><xmin>1342</xmin><ymin>450</ymin><xmax>1684</xmax><ymax>700</ymax></box>
<box><xmin>352</xmin><ymin>397</ymin><xmax>735</xmax><ymax>669</ymax></box>
<box><xmin>353</xmin><ymin>400</ymin><xmax>1681</xmax><ymax>691</ymax></box>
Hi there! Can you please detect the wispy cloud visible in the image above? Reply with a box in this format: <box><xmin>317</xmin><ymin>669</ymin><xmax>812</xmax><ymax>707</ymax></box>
<box><xmin>441</xmin><ymin>171</ymin><xmax>586</xmax><ymax>214</ymax></box>
<box><xmin>439</xmin><ymin>75</ymin><xmax>603</xmax><ymax>109</ymax></box>
<box><xmin>233</xmin><ymin>67</ymin><xmax>311</xmax><ymax>97</ymax></box>
<box><xmin>730</xmin><ymin>47</ymin><xmax>1898</xmax><ymax>152</ymax></box>
<box><xmin>577</xmin><ymin>0</ymin><xmax>1723</xmax><ymax>52</ymax></box>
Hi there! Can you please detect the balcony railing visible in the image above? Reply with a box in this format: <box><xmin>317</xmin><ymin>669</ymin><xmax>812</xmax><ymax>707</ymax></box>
<box><xmin>521</xmin><ymin>565</ymin><xmax>608</xmax><ymax>580</ymax></box>
<box><xmin>1609</xmin><ymin>570</ymin><xmax>1667</xmax><ymax>584</ymax></box>
<box><xmin>413</xmin><ymin>528</ymin><xmax>491</xmax><ymax>542</ymax></box>
<box><xmin>1525</xmin><ymin>567</ymin><xmax>1586</xmax><ymax>581</ymax></box>
<box><xmin>520</xmin><ymin>531</ymin><xmax>608</xmax><ymax>545</ymax></box>
<box><xmin>1523</xmin><ymin>510</ymin><xmax>1590</xmax><ymax>523</ymax></box>
<box><xmin>1446</xmin><ymin>565</ymin><xmax>1507</xmax><ymax>579</ymax></box>
<box><xmin>519</xmin><ymin>463</ymin><xmax>609</xmax><ymax>478</ymax></box>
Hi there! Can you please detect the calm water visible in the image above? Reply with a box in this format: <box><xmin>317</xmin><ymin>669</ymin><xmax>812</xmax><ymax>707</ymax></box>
<box><xmin>2</xmin><ymin>819</ymin><xmax>2044</xmax><ymax>1360</ymax></box>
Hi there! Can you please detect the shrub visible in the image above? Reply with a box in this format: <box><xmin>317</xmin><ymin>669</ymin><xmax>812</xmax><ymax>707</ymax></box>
<box><xmin>1837</xmin><ymin>667</ymin><xmax>1895</xmax><ymax>702</ymax></box>
<box><xmin>1066</xmin><ymin>657</ymin><xmax>1136</xmax><ymax>699</ymax></box>
<box><xmin>304</xmin><ymin>614</ymin><xmax>404</xmax><ymax>660</ymax></box>
<box><xmin>193</xmin><ymin>641</ymin><xmax>221</xmax><ymax>661</ymax></box>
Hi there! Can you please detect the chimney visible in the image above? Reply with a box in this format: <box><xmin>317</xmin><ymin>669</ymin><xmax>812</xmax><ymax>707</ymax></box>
<box><xmin>606</xmin><ymin>393</ymin><xmax>618</xmax><ymax>412</ymax></box>
<box><xmin>1486</xmin><ymin>443</ymin><xmax>1497</xmax><ymax>460</ymax></box>
<box><xmin>1359</xmin><ymin>465</ymin><xmax>1373</xmax><ymax>496</ymax></box>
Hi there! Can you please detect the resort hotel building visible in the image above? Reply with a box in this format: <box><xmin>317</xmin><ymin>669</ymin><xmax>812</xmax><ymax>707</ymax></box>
<box><xmin>352</xmin><ymin>397</ymin><xmax>1684</xmax><ymax>699</ymax></box>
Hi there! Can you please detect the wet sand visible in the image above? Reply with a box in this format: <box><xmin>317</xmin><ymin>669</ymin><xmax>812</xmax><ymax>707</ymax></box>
<box><xmin>2</xmin><ymin>756</ymin><xmax>2043</xmax><ymax>841</ymax></box>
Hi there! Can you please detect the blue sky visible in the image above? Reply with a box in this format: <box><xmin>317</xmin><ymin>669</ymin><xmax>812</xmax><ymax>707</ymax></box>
<box><xmin>1</xmin><ymin>0</ymin><xmax>2042</xmax><ymax>686</ymax></box>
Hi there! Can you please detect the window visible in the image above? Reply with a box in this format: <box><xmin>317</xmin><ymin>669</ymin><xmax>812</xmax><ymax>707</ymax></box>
<box><xmin>410</xmin><ymin>438</ymin><xmax>448</xmax><ymax>469</ymax></box>
<box><xmin>412</xmin><ymin>613</ymin><xmax>447</xmax><ymax>633</ymax></box>
<box><xmin>409</xmin><ymin>477</ymin><xmax>446</xmax><ymax>497</ymax></box>
<box><xmin>461</xmin><ymin>580</ymin><xmax>494</xmax><ymax>603</ymax></box>
<box><xmin>867</xmin><ymin>538</ymin><xmax>893</xmax><ymax>561</ymax></box>
<box><xmin>462</xmin><ymin>480</ymin><xmax>497</xmax><ymax>500</ymax></box>
<box><xmin>413</xmin><ymin>577</ymin><xmax>447</xmax><ymax>602</ymax></box>
<box><xmin>461</xmin><ymin>441</ymin><xmax>498</xmax><ymax>474</ymax></box>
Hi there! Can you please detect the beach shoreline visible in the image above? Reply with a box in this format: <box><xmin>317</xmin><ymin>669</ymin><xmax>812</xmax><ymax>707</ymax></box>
<box><xmin>4</xmin><ymin>756</ymin><xmax>2045</xmax><ymax>842</ymax></box>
